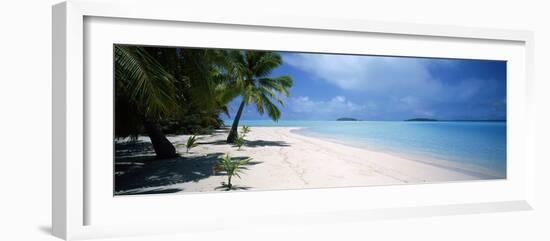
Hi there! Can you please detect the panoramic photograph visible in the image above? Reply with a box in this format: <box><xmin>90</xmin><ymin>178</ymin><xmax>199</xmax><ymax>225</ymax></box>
<box><xmin>114</xmin><ymin>45</ymin><xmax>506</xmax><ymax>195</ymax></box>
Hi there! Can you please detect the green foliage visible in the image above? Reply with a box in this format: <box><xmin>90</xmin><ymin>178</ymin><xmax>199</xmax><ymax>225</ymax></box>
<box><xmin>225</xmin><ymin>50</ymin><xmax>293</xmax><ymax>143</ymax></box>
<box><xmin>226</xmin><ymin>51</ymin><xmax>293</xmax><ymax>121</ymax></box>
<box><xmin>185</xmin><ymin>135</ymin><xmax>199</xmax><ymax>153</ymax></box>
<box><xmin>162</xmin><ymin>113</ymin><xmax>224</xmax><ymax>135</ymax></box>
<box><xmin>115</xmin><ymin>46</ymin><xmax>238</xmax><ymax>138</ymax></box>
<box><xmin>143</xmin><ymin>48</ymin><xmax>230</xmax><ymax>133</ymax></box>
<box><xmin>215</xmin><ymin>154</ymin><xmax>250</xmax><ymax>190</ymax></box>
<box><xmin>234</xmin><ymin>134</ymin><xmax>246</xmax><ymax>151</ymax></box>
<box><xmin>114</xmin><ymin>46</ymin><xmax>179</xmax><ymax>139</ymax></box>
<box><xmin>241</xmin><ymin>126</ymin><xmax>251</xmax><ymax>136</ymax></box>
<box><xmin>114</xmin><ymin>46</ymin><xmax>178</xmax><ymax>121</ymax></box>
<box><xmin>114</xmin><ymin>46</ymin><xmax>294</xmax><ymax>149</ymax></box>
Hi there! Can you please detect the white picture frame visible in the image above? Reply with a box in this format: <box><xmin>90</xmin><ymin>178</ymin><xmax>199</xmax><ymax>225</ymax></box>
<box><xmin>52</xmin><ymin>0</ymin><xmax>535</xmax><ymax>240</ymax></box>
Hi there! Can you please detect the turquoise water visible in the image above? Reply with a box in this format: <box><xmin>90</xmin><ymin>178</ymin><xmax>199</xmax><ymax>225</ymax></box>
<box><xmin>229</xmin><ymin>120</ymin><xmax>506</xmax><ymax>178</ymax></box>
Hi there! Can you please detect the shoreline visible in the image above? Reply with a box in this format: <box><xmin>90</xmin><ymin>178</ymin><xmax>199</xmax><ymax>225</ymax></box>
<box><xmin>290</xmin><ymin>128</ymin><xmax>504</xmax><ymax>179</ymax></box>
<box><xmin>115</xmin><ymin>127</ymin><xmax>502</xmax><ymax>195</ymax></box>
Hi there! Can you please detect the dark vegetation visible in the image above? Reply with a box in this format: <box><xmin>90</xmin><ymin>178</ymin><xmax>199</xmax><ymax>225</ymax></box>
<box><xmin>405</xmin><ymin>118</ymin><xmax>438</xmax><ymax>121</ymax></box>
<box><xmin>114</xmin><ymin>46</ymin><xmax>293</xmax><ymax>158</ymax></box>
<box><xmin>336</xmin><ymin>117</ymin><xmax>358</xmax><ymax>121</ymax></box>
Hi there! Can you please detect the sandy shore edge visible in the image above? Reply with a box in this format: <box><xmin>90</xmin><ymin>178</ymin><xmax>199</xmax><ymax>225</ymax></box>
<box><xmin>115</xmin><ymin>127</ymin><xmax>497</xmax><ymax>194</ymax></box>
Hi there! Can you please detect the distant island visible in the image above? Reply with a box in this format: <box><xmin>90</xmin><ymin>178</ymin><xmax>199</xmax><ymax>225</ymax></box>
<box><xmin>405</xmin><ymin>118</ymin><xmax>438</xmax><ymax>121</ymax></box>
<box><xmin>337</xmin><ymin>117</ymin><xmax>358</xmax><ymax>121</ymax></box>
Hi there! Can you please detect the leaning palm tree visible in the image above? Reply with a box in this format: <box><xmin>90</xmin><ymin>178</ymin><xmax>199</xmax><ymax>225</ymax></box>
<box><xmin>224</xmin><ymin>50</ymin><xmax>293</xmax><ymax>143</ymax></box>
<box><xmin>114</xmin><ymin>45</ymin><xmax>179</xmax><ymax>159</ymax></box>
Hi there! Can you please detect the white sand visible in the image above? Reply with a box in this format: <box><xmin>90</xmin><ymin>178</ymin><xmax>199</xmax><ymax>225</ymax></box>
<box><xmin>116</xmin><ymin>127</ymin><xmax>487</xmax><ymax>194</ymax></box>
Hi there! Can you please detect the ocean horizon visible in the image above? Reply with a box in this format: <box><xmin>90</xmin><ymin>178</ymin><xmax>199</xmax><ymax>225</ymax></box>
<box><xmin>227</xmin><ymin>120</ymin><xmax>507</xmax><ymax>179</ymax></box>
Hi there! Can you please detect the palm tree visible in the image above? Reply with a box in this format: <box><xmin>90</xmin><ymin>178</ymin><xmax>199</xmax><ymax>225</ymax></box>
<box><xmin>114</xmin><ymin>45</ymin><xmax>179</xmax><ymax>158</ymax></box>
<box><xmin>115</xmin><ymin>46</ymin><xmax>240</xmax><ymax>158</ymax></box>
<box><xmin>149</xmin><ymin>48</ymin><xmax>237</xmax><ymax>134</ymax></box>
<box><xmin>224</xmin><ymin>50</ymin><xmax>293</xmax><ymax>143</ymax></box>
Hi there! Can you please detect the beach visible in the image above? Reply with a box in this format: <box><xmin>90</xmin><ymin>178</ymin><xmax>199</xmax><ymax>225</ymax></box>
<box><xmin>115</xmin><ymin>127</ymin><xmax>490</xmax><ymax>195</ymax></box>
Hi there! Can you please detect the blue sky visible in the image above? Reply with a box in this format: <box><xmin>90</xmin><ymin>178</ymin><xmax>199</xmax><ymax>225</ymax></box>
<box><xmin>228</xmin><ymin>52</ymin><xmax>506</xmax><ymax>121</ymax></box>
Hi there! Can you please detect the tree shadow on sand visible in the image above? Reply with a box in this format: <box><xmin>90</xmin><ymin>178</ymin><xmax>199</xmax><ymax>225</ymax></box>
<box><xmin>214</xmin><ymin>185</ymin><xmax>252</xmax><ymax>191</ymax></box>
<box><xmin>121</xmin><ymin>188</ymin><xmax>184</xmax><ymax>195</ymax></box>
<box><xmin>115</xmin><ymin>153</ymin><xmax>224</xmax><ymax>194</ymax></box>
<box><xmin>197</xmin><ymin>139</ymin><xmax>290</xmax><ymax>148</ymax></box>
<box><xmin>244</xmin><ymin>140</ymin><xmax>290</xmax><ymax>148</ymax></box>
<box><xmin>196</xmin><ymin>140</ymin><xmax>228</xmax><ymax>145</ymax></box>
<box><xmin>115</xmin><ymin>140</ymin><xmax>156</xmax><ymax>157</ymax></box>
<box><xmin>114</xmin><ymin>140</ymin><xmax>263</xmax><ymax>195</ymax></box>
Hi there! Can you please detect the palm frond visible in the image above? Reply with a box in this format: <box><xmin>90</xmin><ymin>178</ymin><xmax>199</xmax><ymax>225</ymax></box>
<box><xmin>259</xmin><ymin>86</ymin><xmax>284</xmax><ymax>106</ymax></box>
<box><xmin>259</xmin><ymin>92</ymin><xmax>281</xmax><ymax>121</ymax></box>
<box><xmin>114</xmin><ymin>45</ymin><xmax>178</xmax><ymax>120</ymax></box>
<box><xmin>252</xmin><ymin>52</ymin><xmax>283</xmax><ymax>77</ymax></box>
<box><xmin>264</xmin><ymin>76</ymin><xmax>293</xmax><ymax>96</ymax></box>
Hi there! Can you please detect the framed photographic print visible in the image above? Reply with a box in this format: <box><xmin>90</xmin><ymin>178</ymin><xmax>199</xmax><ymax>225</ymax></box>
<box><xmin>52</xmin><ymin>0</ymin><xmax>535</xmax><ymax>240</ymax></box>
<box><xmin>113</xmin><ymin>45</ymin><xmax>508</xmax><ymax>195</ymax></box>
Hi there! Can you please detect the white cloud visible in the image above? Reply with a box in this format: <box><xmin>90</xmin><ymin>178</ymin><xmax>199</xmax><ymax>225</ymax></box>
<box><xmin>285</xmin><ymin>53</ymin><xmax>499</xmax><ymax>115</ymax></box>
<box><xmin>279</xmin><ymin>53</ymin><xmax>506</xmax><ymax>120</ymax></box>
<box><xmin>284</xmin><ymin>53</ymin><xmax>438</xmax><ymax>95</ymax></box>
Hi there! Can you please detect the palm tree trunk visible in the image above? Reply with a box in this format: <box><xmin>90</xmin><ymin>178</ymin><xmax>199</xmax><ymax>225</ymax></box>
<box><xmin>143</xmin><ymin>120</ymin><xmax>177</xmax><ymax>159</ymax></box>
<box><xmin>227</xmin><ymin>99</ymin><xmax>246</xmax><ymax>143</ymax></box>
